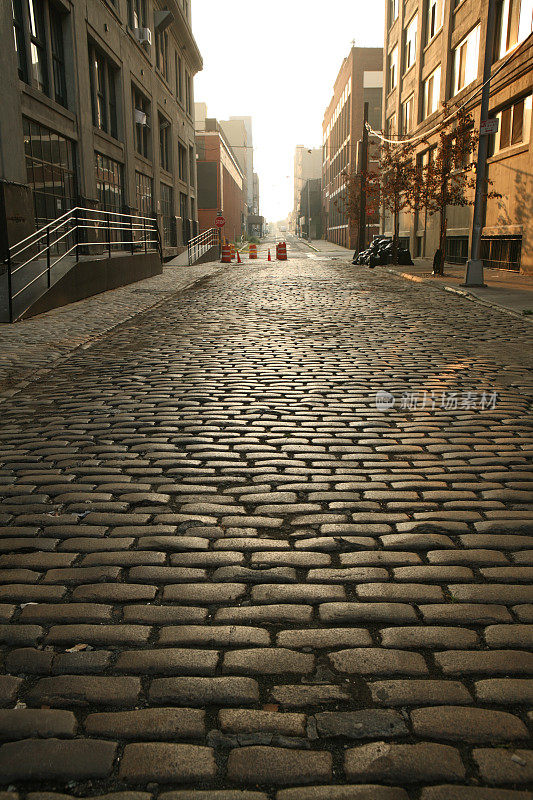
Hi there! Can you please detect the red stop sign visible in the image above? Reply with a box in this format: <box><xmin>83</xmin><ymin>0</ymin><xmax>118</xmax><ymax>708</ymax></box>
<box><xmin>215</xmin><ymin>215</ymin><xmax>225</xmax><ymax>228</ymax></box>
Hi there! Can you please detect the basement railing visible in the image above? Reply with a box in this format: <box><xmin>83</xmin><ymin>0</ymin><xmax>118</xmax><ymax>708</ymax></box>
<box><xmin>3</xmin><ymin>207</ymin><xmax>162</xmax><ymax>322</ymax></box>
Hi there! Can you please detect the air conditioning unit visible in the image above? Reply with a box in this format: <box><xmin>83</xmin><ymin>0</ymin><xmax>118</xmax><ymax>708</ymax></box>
<box><xmin>134</xmin><ymin>27</ymin><xmax>152</xmax><ymax>46</ymax></box>
<box><xmin>134</xmin><ymin>109</ymin><xmax>147</xmax><ymax>126</ymax></box>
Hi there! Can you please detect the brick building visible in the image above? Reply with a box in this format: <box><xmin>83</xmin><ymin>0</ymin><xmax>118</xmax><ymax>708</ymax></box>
<box><xmin>0</xmin><ymin>0</ymin><xmax>202</xmax><ymax>263</ymax></box>
<box><xmin>383</xmin><ymin>0</ymin><xmax>533</xmax><ymax>273</ymax></box>
<box><xmin>195</xmin><ymin>105</ymin><xmax>246</xmax><ymax>242</ymax></box>
<box><xmin>322</xmin><ymin>46</ymin><xmax>383</xmax><ymax>248</ymax></box>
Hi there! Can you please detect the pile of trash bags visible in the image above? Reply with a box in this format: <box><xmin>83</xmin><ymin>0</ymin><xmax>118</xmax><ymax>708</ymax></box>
<box><xmin>353</xmin><ymin>236</ymin><xmax>414</xmax><ymax>267</ymax></box>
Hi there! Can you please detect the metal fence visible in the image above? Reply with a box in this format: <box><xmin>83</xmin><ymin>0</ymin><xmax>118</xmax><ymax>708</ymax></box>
<box><xmin>4</xmin><ymin>207</ymin><xmax>161</xmax><ymax>322</ymax></box>
<box><xmin>187</xmin><ymin>227</ymin><xmax>219</xmax><ymax>266</ymax></box>
<box><xmin>480</xmin><ymin>235</ymin><xmax>522</xmax><ymax>272</ymax></box>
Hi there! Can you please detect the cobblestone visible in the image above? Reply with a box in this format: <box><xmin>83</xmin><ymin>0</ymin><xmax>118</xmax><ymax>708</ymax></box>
<box><xmin>0</xmin><ymin>256</ymin><xmax>532</xmax><ymax>794</ymax></box>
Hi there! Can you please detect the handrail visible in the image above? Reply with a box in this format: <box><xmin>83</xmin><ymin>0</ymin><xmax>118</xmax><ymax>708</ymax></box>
<box><xmin>187</xmin><ymin>227</ymin><xmax>219</xmax><ymax>266</ymax></box>
<box><xmin>4</xmin><ymin>206</ymin><xmax>162</xmax><ymax>323</ymax></box>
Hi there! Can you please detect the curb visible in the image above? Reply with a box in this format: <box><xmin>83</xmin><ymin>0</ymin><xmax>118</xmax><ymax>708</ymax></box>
<box><xmin>383</xmin><ymin>267</ymin><xmax>533</xmax><ymax>324</ymax></box>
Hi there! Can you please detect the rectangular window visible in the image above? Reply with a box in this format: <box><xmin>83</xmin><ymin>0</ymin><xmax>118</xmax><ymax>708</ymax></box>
<box><xmin>426</xmin><ymin>0</ymin><xmax>444</xmax><ymax>43</ymax></box>
<box><xmin>490</xmin><ymin>94</ymin><xmax>532</xmax><ymax>153</ymax></box>
<box><xmin>95</xmin><ymin>152</ymin><xmax>123</xmax><ymax>212</ymax></box>
<box><xmin>160</xmin><ymin>182</ymin><xmax>175</xmax><ymax>245</ymax></box>
<box><xmin>127</xmin><ymin>0</ymin><xmax>146</xmax><ymax>29</ymax></box>
<box><xmin>388</xmin><ymin>45</ymin><xmax>398</xmax><ymax>91</ymax></box>
<box><xmin>423</xmin><ymin>65</ymin><xmax>441</xmax><ymax>118</ymax></box>
<box><xmin>49</xmin><ymin>5</ymin><xmax>66</xmax><ymax>106</ymax></box>
<box><xmin>180</xmin><ymin>191</ymin><xmax>188</xmax><ymax>220</ymax></box>
<box><xmin>135</xmin><ymin>170</ymin><xmax>152</xmax><ymax>216</ymax></box>
<box><xmin>386</xmin><ymin>113</ymin><xmax>397</xmax><ymax>138</ymax></box>
<box><xmin>23</xmin><ymin>117</ymin><xmax>77</xmax><ymax>227</ymax></box>
<box><xmin>28</xmin><ymin>0</ymin><xmax>48</xmax><ymax>94</ymax></box>
<box><xmin>185</xmin><ymin>71</ymin><xmax>192</xmax><ymax>114</ymax></box>
<box><xmin>12</xmin><ymin>0</ymin><xmax>27</xmax><ymax>82</ymax></box>
<box><xmin>494</xmin><ymin>0</ymin><xmax>533</xmax><ymax>60</ymax></box>
<box><xmin>159</xmin><ymin>113</ymin><xmax>171</xmax><ymax>171</ymax></box>
<box><xmin>89</xmin><ymin>42</ymin><xmax>118</xmax><ymax>139</ymax></box>
<box><xmin>403</xmin><ymin>14</ymin><xmax>417</xmax><ymax>72</ymax></box>
<box><xmin>155</xmin><ymin>28</ymin><xmax>168</xmax><ymax>79</ymax></box>
<box><xmin>175</xmin><ymin>52</ymin><xmax>183</xmax><ymax>101</ymax></box>
<box><xmin>401</xmin><ymin>95</ymin><xmax>414</xmax><ymax>134</ymax></box>
<box><xmin>388</xmin><ymin>0</ymin><xmax>398</xmax><ymax>23</ymax></box>
<box><xmin>178</xmin><ymin>142</ymin><xmax>187</xmax><ymax>181</ymax></box>
<box><xmin>133</xmin><ymin>85</ymin><xmax>150</xmax><ymax>158</ymax></box>
<box><xmin>453</xmin><ymin>25</ymin><xmax>480</xmax><ymax>95</ymax></box>
<box><xmin>189</xmin><ymin>145</ymin><xmax>195</xmax><ymax>187</ymax></box>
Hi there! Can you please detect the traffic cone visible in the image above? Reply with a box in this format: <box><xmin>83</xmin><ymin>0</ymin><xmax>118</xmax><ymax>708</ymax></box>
<box><xmin>236</xmin><ymin>250</ymin><xmax>241</xmax><ymax>263</ymax></box>
<box><xmin>268</xmin><ymin>249</ymin><xmax>271</xmax><ymax>261</ymax></box>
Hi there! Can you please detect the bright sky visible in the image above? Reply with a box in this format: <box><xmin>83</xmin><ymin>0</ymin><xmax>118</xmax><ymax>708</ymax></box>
<box><xmin>192</xmin><ymin>0</ymin><xmax>385</xmax><ymax>223</ymax></box>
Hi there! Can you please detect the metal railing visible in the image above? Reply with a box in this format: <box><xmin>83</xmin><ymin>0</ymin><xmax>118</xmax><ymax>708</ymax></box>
<box><xmin>3</xmin><ymin>206</ymin><xmax>161</xmax><ymax>322</ymax></box>
<box><xmin>187</xmin><ymin>227</ymin><xmax>219</xmax><ymax>265</ymax></box>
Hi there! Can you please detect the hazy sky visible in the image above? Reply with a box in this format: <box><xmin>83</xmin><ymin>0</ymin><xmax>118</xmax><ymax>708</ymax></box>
<box><xmin>192</xmin><ymin>0</ymin><xmax>385</xmax><ymax>222</ymax></box>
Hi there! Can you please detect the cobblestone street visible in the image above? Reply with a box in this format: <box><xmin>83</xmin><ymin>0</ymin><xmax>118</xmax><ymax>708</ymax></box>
<box><xmin>0</xmin><ymin>256</ymin><xmax>532</xmax><ymax>799</ymax></box>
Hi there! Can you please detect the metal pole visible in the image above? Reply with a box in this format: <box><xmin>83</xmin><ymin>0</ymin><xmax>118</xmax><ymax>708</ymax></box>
<box><xmin>130</xmin><ymin>215</ymin><xmax>134</xmax><ymax>254</ymax></box>
<box><xmin>7</xmin><ymin>250</ymin><xmax>13</xmax><ymax>323</ymax></box>
<box><xmin>359</xmin><ymin>102</ymin><xmax>369</xmax><ymax>252</ymax></box>
<box><xmin>464</xmin><ymin>0</ymin><xmax>496</xmax><ymax>286</ymax></box>
<box><xmin>46</xmin><ymin>227</ymin><xmax>51</xmax><ymax>288</ymax></box>
<box><xmin>106</xmin><ymin>213</ymin><xmax>111</xmax><ymax>258</ymax></box>
<box><xmin>307</xmin><ymin>180</ymin><xmax>311</xmax><ymax>241</ymax></box>
<box><xmin>74</xmin><ymin>209</ymin><xmax>79</xmax><ymax>262</ymax></box>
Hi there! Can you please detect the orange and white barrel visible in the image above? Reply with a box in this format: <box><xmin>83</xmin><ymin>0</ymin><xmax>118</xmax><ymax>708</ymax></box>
<box><xmin>276</xmin><ymin>242</ymin><xmax>287</xmax><ymax>261</ymax></box>
<box><xmin>221</xmin><ymin>243</ymin><xmax>232</xmax><ymax>263</ymax></box>
<box><xmin>249</xmin><ymin>244</ymin><xmax>258</xmax><ymax>259</ymax></box>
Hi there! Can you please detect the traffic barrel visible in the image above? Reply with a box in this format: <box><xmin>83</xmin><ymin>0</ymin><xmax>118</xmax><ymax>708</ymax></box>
<box><xmin>221</xmin><ymin>243</ymin><xmax>232</xmax><ymax>263</ymax></box>
<box><xmin>229</xmin><ymin>243</ymin><xmax>235</xmax><ymax>259</ymax></box>
<box><xmin>276</xmin><ymin>241</ymin><xmax>287</xmax><ymax>261</ymax></box>
<box><xmin>249</xmin><ymin>244</ymin><xmax>258</xmax><ymax>259</ymax></box>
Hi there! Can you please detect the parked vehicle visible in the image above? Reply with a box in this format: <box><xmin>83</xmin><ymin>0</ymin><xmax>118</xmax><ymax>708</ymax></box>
<box><xmin>353</xmin><ymin>236</ymin><xmax>413</xmax><ymax>267</ymax></box>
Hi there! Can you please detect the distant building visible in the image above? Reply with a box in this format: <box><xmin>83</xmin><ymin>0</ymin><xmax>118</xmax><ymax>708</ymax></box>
<box><xmin>293</xmin><ymin>146</ymin><xmax>322</xmax><ymax>235</ymax></box>
<box><xmin>195</xmin><ymin>106</ymin><xmax>246</xmax><ymax>242</ymax></box>
<box><xmin>383</xmin><ymin>0</ymin><xmax>533</xmax><ymax>273</ymax></box>
<box><xmin>299</xmin><ymin>178</ymin><xmax>323</xmax><ymax>240</ymax></box>
<box><xmin>0</xmin><ymin>0</ymin><xmax>202</xmax><ymax>263</ymax></box>
<box><xmin>322</xmin><ymin>46</ymin><xmax>383</xmax><ymax>248</ymax></box>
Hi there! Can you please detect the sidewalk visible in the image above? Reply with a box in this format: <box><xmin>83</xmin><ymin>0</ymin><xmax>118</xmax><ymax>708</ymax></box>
<box><xmin>0</xmin><ymin>260</ymin><xmax>225</xmax><ymax>400</ymax></box>
<box><xmin>306</xmin><ymin>238</ymin><xmax>353</xmax><ymax>255</ymax></box>
<box><xmin>386</xmin><ymin>258</ymin><xmax>533</xmax><ymax>318</ymax></box>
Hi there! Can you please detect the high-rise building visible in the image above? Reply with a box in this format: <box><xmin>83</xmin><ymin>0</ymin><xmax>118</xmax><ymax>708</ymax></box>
<box><xmin>0</xmin><ymin>0</ymin><xmax>202</xmax><ymax>265</ymax></box>
<box><xmin>293</xmin><ymin>146</ymin><xmax>322</xmax><ymax>234</ymax></box>
<box><xmin>383</xmin><ymin>0</ymin><xmax>533</xmax><ymax>273</ymax></box>
<box><xmin>322</xmin><ymin>46</ymin><xmax>383</xmax><ymax>248</ymax></box>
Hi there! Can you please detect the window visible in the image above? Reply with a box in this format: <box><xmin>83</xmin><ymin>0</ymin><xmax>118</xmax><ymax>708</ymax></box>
<box><xmin>494</xmin><ymin>0</ymin><xmax>533</xmax><ymax>60</ymax></box>
<box><xmin>133</xmin><ymin>85</ymin><xmax>150</xmax><ymax>158</ymax></box>
<box><xmin>12</xmin><ymin>0</ymin><xmax>27</xmax><ymax>81</ymax></box>
<box><xmin>155</xmin><ymin>28</ymin><xmax>168</xmax><ymax>79</ymax></box>
<box><xmin>180</xmin><ymin>191</ymin><xmax>188</xmax><ymax>220</ymax></box>
<box><xmin>453</xmin><ymin>25</ymin><xmax>480</xmax><ymax>95</ymax></box>
<box><xmin>89</xmin><ymin>42</ymin><xmax>118</xmax><ymax>139</ymax></box>
<box><xmin>178</xmin><ymin>141</ymin><xmax>187</xmax><ymax>181</ymax></box>
<box><xmin>28</xmin><ymin>0</ymin><xmax>48</xmax><ymax>93</ymax></box>
<box><xmin>386</xmin><ymin>113</ymin><xmax>397</xmax><ymax>138</ymax></box>
<box><xmin>127</xmin><ymin>0</ymin><xmax>146</xmax><ymax>29</ymax></box>
<box><xmin>175</xmin><ymin>52</ymin><xmax>183</xmax><ymax>101</ymax></box>
<box><xmin>189</xmin><ymin>145</ymin><xmax>195</xmax><ymax>187</ymax></box>
<box><xmin>401</xmin><ymin>95</ymin><xmax>414</xmax><ymax>134</ymax></box>
<box><xmin>159</xmin><ymin>113</ymin><xmax>171</xmax><ymax>171</ymax></box>
<box><xmin>49</xmin><ymin>6</ymin><xmax>66</xmax><ymax>105</ymax></box>
<box><xmin>388</xmin><ymin>0</ymin><xmax>399</xmax><ymax>23</ymax></box>
<box><xmin>160</xmin><ymin>183</ymin><xmax>175</xmax><ymax>245</ymax></box>
<box><xmin>480</xmin><ymin>235</ymin><xmax>522</xmax><ymax>271</ymax></box>
<box><xmin>23</xmin><ymin>118</ymin><xmax>77</xmax><ymax>228</ymax></box>
<box><xmin>489</xmin><ymin>94</ymin><xmax>532</xmax><ymax>153</ymax></box>
<box><xmin>425</xmin><ymin>0</ymin><xmax>444</xmax><ymax>43</ymax></box>
<box><xmin>403</xmin><ymin>15</ymin><xmax>417</xmax><ymax>72</ymax></box>
<box><xmin>95</xmin><ymin>152</ymin><xmax>123</xmax><ymax>212</ymax></box>
<box><xmin>135</xmin><ymin>171</ymin><xmax>152</xmax><ymax>216</ymax></box>
<box><xmin>423</xmin><ymin>65</ymin><xmax>441</xmax><ymax>117</ymax></box>
<box><xmin>388</xmin><ymin>45</ymin><xmax>398</xmax><ymax>91</ymax></box>
<box><xmin>185</xmin><ymin>71</ymin><xmax>192</xmax><ymax>114</ymax></box>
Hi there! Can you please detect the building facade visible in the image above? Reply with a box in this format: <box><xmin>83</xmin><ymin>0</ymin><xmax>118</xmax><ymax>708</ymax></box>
<box><xmin>383</xmin><ymin>0</ymin><xmax>533</xmax><ymax>273</ymax></box>
<box><xmin>299</xmin><ymin>177</ymin><xmax>323</xmax><ymax>240</ymax></box>
<box><xmin>1</xmin><ymin>0</ymin><xmax>202</xmax><ymax>262</ymax></box>
<box><xmin>195</xmin><ymin>111</ymin><xmax>246</xmax><ymax>242</ymax></box>
<box><xmin>292</xmin><ymin>146</ymin><xmax>322</xmax><ymax>235</ymax></box>
<box><xmin>322</xmin><ymin>46</ymin><xmax>383</xmax><ymax>248</ymax></box>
